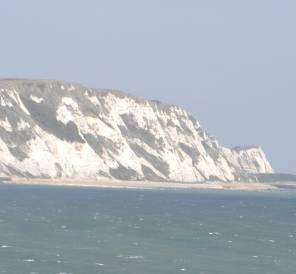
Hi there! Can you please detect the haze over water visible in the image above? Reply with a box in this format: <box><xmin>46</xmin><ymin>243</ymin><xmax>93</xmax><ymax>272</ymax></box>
<box><xmin>0</xmin><ymin>185</ymin><xmax>295</xmax><ymax>274</ymax></box>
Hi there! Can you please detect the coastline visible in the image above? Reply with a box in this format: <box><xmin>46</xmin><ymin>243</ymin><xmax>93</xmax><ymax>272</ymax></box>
<box><xmin>1</xmin><ymin>177</ymin><xmax>285</xmax><ymax>191</ymax></box>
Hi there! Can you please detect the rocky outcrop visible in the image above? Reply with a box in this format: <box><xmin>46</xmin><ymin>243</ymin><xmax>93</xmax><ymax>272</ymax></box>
<box><xmin>0</xmin><ymin>79</ymin><xmax>273</xmax><ymax>182</ymax></box>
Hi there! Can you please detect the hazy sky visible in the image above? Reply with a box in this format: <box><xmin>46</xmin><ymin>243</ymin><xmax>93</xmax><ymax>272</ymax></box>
<box><xmin>1</xmin><ymin>0</ymin><xmax>295</xmax><ymax>173</ymax></box>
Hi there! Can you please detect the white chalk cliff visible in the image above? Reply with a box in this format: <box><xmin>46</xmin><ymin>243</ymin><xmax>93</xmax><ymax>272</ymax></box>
<box><xmin>0</xmin><ymin>79</ymin><xmax>273</xmax><ymax>182</ymax></box>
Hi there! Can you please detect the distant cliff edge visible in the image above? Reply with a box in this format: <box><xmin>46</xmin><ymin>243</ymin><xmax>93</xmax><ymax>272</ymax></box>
<box><xmin>0</xmin><ymin>79</ymin><xmax>274</xmax><ymax>182</ymax></box>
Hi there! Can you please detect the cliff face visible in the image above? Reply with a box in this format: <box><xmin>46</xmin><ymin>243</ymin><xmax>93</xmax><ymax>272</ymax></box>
<box><xmin>0</xmin><ymin>79</ymin><xmax>273</xmax><ymax>182</ymax></box>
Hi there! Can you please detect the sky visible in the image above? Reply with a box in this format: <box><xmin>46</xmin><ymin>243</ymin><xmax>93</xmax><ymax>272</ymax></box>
<box><xmin>0</xmin><ymin>0</ymin><xmax>295</xmax><ymax>173</ymax></box>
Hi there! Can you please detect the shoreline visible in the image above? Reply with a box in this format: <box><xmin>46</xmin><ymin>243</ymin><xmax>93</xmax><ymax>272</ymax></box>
<box><xmin>1</xmin><ymin>177</ymin><xmax>287</xmax><ymax>191</ymax></box>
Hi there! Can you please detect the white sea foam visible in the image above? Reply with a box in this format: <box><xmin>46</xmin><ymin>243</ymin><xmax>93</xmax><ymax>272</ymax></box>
<box><xmin>23</xmin><ymin>259</ymin><xmax>35</xmax><ymax>262</ymax></box>
<box><xmin>208</xmin><ymin>232</ymin><xmax>220</xmax><ymax>236</ymax></box>
<box><xmin>117</xmin><ymin>254</ymin><xmax>144</xmax><ymax>260</ymax></box>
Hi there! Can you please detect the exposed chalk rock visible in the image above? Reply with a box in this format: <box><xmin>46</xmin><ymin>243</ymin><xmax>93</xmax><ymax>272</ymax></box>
<box><xmin>0</xmin><ymin>79</ymin><xmax>273</xmax><ymax>182</ymax></box>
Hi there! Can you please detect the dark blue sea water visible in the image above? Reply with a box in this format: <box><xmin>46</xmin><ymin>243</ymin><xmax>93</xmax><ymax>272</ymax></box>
<box><xmin>0</xmin><ymin>184</ymin><xmax>295</xmax><ymax>274</ymax></box>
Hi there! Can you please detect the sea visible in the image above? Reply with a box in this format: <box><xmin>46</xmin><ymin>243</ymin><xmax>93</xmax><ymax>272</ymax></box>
<box><xmin>0</xmin><ymin>184</ymin><xmax>295</xmax><ymax>274</ymax></box>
